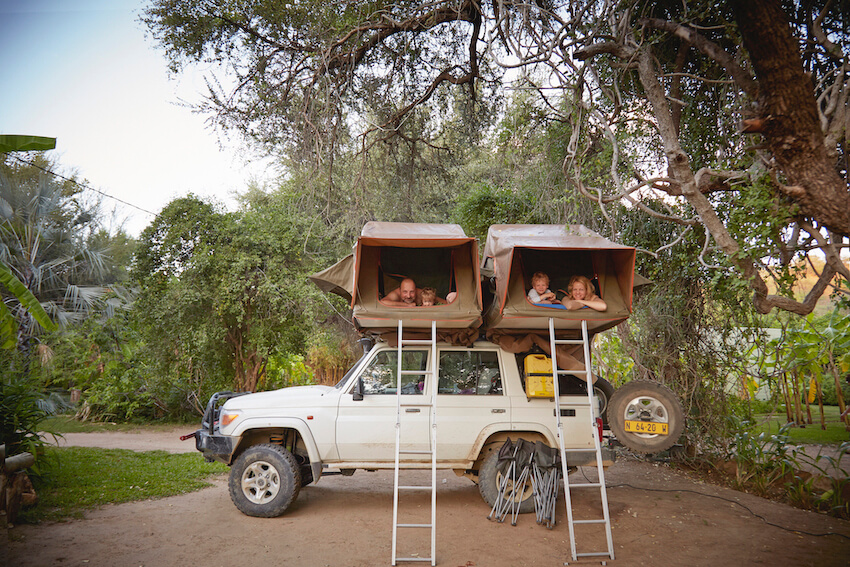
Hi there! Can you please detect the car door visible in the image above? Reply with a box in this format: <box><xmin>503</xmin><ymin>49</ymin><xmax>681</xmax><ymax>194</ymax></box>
<box><xmin>336</xmin><ymin>348</ymin><xmax>432</xmax><ymax>462</ymax></box>
<box><xmin>436</xmin><ymin>347</ymin><xmax>510</xmax><ymax>461</ymax></box>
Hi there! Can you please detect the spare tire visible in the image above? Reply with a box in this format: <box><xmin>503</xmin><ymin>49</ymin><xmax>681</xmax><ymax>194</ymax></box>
<box><xmin>607</xmin><ymin>380</ymin><xmax>684</xmax><ymax>454</ymax></box>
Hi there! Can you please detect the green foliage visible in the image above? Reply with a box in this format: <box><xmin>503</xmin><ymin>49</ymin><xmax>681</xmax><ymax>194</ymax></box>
<box><xmin>727</xmin><ymin>420</ymin><xmax>849</xmax><ymax>519</ymax></box>
<box><xmin>754</xmin><ymin>407</ymin><xmax>850</xmax><ymax>445</ymax></box>
<box><xmin>0</xmin><ymin>368</ymin><xmax>51</xmax><ymax>458</ymax></box>
<box><xmin>20</xmin><ymin>447</ymin><xmax>227</xmax><ymax>523</ymax></box>
<box><xmin>594</xmin><ymin>333</ymin><xmax>634</xmax><ymax>387</ymax></box>
<box><xmin>729</xmin><ymin>422</ymin><xmax>799</xmax><ymax>497</ymax></box>
<box><xmin>131</xmin><ymin>193</ymin><xmax>337</xmax><ymax>396</ymax></box>
<box><xmin>452</xmin><ymin>183</ymin><xmax>537</xmax><ymax>241</ymax></box>
<box><xmin>820</xmin><ymin>375</ymin><xmax>850</xmax><ymax>407</ymax></box>
<box><xmin>263</xmin><ymin>353</ymin><xmax>314</xmax><ymax>390</ymax></box>
<box><xmin>0</xmin><ymin>260</ymin><xmax>56</xmax><ymax>347</ymax></box>
<box><xmin>0</xmin><ymin>155</ymin><xmax>130</xmax><ymax>338</ymax></box>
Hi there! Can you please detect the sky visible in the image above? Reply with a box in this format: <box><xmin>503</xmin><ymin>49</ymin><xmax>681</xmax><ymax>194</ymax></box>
<box><xmin>0</xmin><ymin>0</ymin><xmax>274</xmax><ymax>235</ymax></box>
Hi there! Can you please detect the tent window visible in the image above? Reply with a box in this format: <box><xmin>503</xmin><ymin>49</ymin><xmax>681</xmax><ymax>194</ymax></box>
<box><xmin>378</xmin><ymin>246</ymin><xmax>456</xmax><ymax>300</ymax></box>
<box><xmin>517</xmin><ymin>248</ymin><xmax>601</xmax><ymax>299</ymax></box>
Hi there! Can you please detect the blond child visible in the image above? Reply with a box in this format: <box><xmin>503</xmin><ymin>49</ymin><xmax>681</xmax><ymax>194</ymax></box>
<box><xmin>420</xmin><ymin>287</ymin><xmax>437</xmax><ymax>306</ymax></box>
<box><xmin>528</xmin><ymin>272</ymin><xmax>558</xmax><ymax>304</ymax></box>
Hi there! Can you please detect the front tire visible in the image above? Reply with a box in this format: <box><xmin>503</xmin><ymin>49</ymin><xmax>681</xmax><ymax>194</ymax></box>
<box><xmin>478</xmin><ymin>450</ymin><xmax>535</xmax><ymax>514</ymax></box>
<box><xmin>229</xmin><ymin>444</ymin><xmax>302</xmax><ymax>517</ymax></box>
<box><xmin>608</xmin><ymin>380</ymin><xmax>684</xmax><ymax>454</ymax></box>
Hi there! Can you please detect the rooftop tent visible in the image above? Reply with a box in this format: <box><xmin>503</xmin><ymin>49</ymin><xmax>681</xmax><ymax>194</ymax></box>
<box><xmin>310</xmin><ymin>222</ymin><xmax>483</xmax><ymax>343</ymax></box>
<box><xmin>481</xmin><ymin>224</ymin><xmax>636</xmax><ymax>335</ymax></box>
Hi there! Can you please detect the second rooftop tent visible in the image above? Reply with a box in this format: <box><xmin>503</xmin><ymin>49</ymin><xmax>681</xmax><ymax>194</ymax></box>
<box><xmin>309</xmin><ymin>222</ymin><xmax>484</xmax><ymax>345</ymax></box>
<box><xmin>480</xmin><ymin>224</ymin><xmax>641</xmax><ymax>335</ymax></box>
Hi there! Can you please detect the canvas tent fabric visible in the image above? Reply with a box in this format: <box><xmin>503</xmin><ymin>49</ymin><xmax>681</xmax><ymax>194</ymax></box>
<box><xmin>481</xmin><ymin>224</ymin><xmax>636</xmax><ymax>335</ymax></box>
<box><xmin>309</xmin><ymin>222</ymin><xmax>483</xmax><ymax>343</ymax></box>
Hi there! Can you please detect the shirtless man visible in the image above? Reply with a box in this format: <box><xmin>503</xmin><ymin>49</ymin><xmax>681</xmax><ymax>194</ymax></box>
<box><xmin>381</xmin><ymin>278</ymin><xmax>452</xmax><ymax>307</ymax></box>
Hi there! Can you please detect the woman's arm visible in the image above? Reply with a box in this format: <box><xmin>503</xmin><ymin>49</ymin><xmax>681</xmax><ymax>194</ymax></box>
<box><xmin>561</xmin><ymin>296</ymin><xmax>607</xmax><ymax>311</ymax></box>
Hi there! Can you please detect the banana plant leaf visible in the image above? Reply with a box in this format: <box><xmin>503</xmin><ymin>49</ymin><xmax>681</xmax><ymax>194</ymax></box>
<box><xmin>0</xmin><ymin>262</ymin><xmax>56</xmax><ymax>348</ymax></box>
<box><xmin>0</xmin><ymin>135</ymin><xmax>56</xmax><ymax>152</ymax></box>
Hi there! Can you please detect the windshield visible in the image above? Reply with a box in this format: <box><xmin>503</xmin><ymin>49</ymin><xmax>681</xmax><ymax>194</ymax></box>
<box><xmin>334</xmin><ymin>350</ymin><xmax>370</xmax><ymax>389</ymax></box>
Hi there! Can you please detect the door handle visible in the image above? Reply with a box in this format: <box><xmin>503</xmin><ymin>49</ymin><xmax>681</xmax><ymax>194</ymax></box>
<box><xmin>491</xmin><ymin>408</ymin><xmax>506</xmax><ymax>414</ymax></box>
<box><xmin>406</xmin><ymin>408</ymin><xmax>421</xmax><ymax>413</ymax></box>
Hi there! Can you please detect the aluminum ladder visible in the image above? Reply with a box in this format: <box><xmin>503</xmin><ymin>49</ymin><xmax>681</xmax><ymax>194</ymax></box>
<box><xmin>391</xmin><ymin>319</ymin><xmax>438</xmax><ymax>566</ymax></box>
<box><xmin>548</xmin><ymin>318</ymin><xmax>614</xmax><ymax>563</ymax></box>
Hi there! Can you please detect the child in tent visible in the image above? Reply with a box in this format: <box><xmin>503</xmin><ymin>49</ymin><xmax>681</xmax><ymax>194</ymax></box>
<box><xmin>528</xmin><ymin>272</ymin><xmax>563</xmax><ymax>307</ymax></box>
<box><xmin>420</xmin><ymin>287</ymin><xmax>437</xmax><ymax>306</ymax></box>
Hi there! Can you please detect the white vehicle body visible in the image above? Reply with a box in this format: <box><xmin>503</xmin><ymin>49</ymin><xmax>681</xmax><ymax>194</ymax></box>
<box><xmin>195</xmin><ymin>338</ymin><xmax>611</xmax><ymax>517</ymax></box>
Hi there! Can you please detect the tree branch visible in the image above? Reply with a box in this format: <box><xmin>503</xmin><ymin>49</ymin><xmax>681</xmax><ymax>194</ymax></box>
<box><xmin>638</xmin><ymin>18</ymin><xmax>758</xmax><ymax>98</ymax></box>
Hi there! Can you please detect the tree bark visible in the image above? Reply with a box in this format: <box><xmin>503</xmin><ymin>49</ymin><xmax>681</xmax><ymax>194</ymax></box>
<box><xmin>732</xmin><ymin>0</ymin><xmax>850</xmax><ymax>237</ymax></box>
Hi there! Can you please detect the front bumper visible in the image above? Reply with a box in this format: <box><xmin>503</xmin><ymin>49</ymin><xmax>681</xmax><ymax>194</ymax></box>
<box><xmin>195</xmin><ymin>390</ymin><xmax>249</xmax><ymax>464</ymax></box>
<box><xmin>195</xmin><ymin>429</ymin><xmax>236</xmax><ymax>464</ymax></box>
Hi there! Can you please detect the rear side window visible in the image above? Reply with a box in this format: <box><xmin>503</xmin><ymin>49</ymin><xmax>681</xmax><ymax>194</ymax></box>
<box><xmin>438</xmin><ymin>351</ymin><xmax>503</xmax><ymax>395</ymax></box>
<box><xmin>359</xmin><ymin>350</ymin><xmax>428</xmax><ymax>395</ymax></box>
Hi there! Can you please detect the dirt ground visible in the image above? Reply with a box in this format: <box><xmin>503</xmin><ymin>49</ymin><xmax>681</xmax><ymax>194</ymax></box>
<box><xmin>5</xmin><ymin>429</ymin><xmax>850</xmax><ymax>567</ymax></box>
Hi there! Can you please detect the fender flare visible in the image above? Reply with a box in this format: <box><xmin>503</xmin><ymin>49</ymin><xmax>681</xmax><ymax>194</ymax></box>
<box><xmin>467</xmin><ymin>423</ymin><xmax>557</xmax><ymax>463</ymax></box>
<box><xmin>229</xmin><ymin>417</ymin><xmax>323</xmax><ymax>482</ymax></box>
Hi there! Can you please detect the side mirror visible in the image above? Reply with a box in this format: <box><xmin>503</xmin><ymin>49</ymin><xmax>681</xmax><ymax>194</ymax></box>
<box><xmin>352</xmin><ymin>376</ymin><xmax>364</xmax><ymax>401</ymax></box>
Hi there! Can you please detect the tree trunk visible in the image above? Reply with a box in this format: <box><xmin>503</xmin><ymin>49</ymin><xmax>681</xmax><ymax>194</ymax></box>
<box><xmin>732</xmin><ymin>0</ymin><xmax>850</xmax><ymax>237</ymax></box>
<box><xmin>790</xmin><ymin>369</ymin><xmax>803</xmax><ymax>426</ymax></box>
<box><xmin>816</xmin><ymin>380</ymin><xmax>826</xmax><ymax>431</ymax></box>
<box><xmin>780</xmin><ymin>372</ymin><xmax>793</xmax><ymax>423</ymax></box>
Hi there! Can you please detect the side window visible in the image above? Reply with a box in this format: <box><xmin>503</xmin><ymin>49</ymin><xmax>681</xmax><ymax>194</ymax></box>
<box><xmin>359</xmin><ymin>350</ymin><xmax>428</xmax><ymax>395</ymax></box>
<box><xmin>438</xmin><ymin>351</ymin><xmax>503</xmax><ymax>395</ymax></box>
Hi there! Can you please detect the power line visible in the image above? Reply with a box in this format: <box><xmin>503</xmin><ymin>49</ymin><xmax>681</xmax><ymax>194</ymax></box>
<box><xmin>6</xmin><ymin>154</ymin><xmax>157</xmax><ymax>216</ymax></box>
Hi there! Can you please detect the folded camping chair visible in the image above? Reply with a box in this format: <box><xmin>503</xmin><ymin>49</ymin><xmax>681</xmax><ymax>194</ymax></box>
<box><xmin>531</xmin><ymin>441</ymin><xmax>561</xmax><ymax>529</ymax></box>
<box><xmin>510</xmin><ymin>438</ymin><xmax>535</xmax><ymax>526</ymax></box>
<box><xmin>488</xmin><ymin>438</ymin><xmax>516</xmax><ymax>523</ymax></box>
<box><xmin>488</xmin><ymin>438</ymin><xmax>536</xmax><ymax>525</ymax></box>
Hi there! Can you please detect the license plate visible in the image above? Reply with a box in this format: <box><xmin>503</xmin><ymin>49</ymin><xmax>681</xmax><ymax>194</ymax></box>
<box><xmin>624</xmin><ymin>420</ymin><xmax>668</xmax><ymax>435</ymax></box>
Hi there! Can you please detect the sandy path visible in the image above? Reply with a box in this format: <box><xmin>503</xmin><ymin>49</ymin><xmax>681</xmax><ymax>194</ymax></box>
<box><xmin>6</xmin><ymin>431</ymin><xmax>850</xmax><ymax>566</ymax></box>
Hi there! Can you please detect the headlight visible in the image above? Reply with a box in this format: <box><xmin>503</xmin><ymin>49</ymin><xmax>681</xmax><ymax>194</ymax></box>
<box><xmin>219</xmin><ymin>410</ymin><xmax>240</xmax><ymax>429</ymax></box>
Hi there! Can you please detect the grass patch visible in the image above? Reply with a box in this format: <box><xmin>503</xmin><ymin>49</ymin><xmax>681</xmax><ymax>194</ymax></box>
<box><xmin>753</xmin><ymin>406</ymin><xmax>850</xmax><ymax>445</ymax></box>
<box><xmin>38</xmin><ymin>415</ymin><xmax>191</xmax><ymax>434</ymax></box>
<box><xmin>20</xmin><ymin>446</ymin><xmax>227</xmax><ymax>523</ymax></box>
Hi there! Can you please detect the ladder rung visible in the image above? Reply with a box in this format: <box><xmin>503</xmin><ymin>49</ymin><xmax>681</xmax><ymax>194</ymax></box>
<box><xmin>570</xmin><ymin>482</ymin><xmax>602</xmax><ymax>488</ymax></box>
<box><xmin>398</xmin><ymin>450</ymin><xmax>433</xmax><ymax>455</ymax></box>
<box><xmin>400</xmin><ymin>402</ymin><xmax>433</xmax><ymax>407</ymax></box>
<box><xmin>396</xmin><ymin>523</ymin><xmax>433</xmax><ymax>528</ymax></box>
<box><xmin>399</xmin><ymin>486</ymin><xmax>433</xmax><ymax>491</ymax></box>
<box><xmin>574</xmin><ymin>519</ymin><xmax>607</xmax><ymax>525</ymax></box>
<box><xmin>554</xmin><ymin>339</ymin><xmax>584</xmax><ymax>345</ymax></box>
<box><xmin>561</xmin><ymin>448</ymin><xmax>595</xmax><ymax>452</ymax></box>
<box><xmin>399</xmin><ymin>339</ymin><xmax>436</xmax><ymax>346</ymax></box>
<box><xmin>395</xmin><ymin>557</ymin><xmax>433</xmax><ymax>563</ymax></box>
<box><xmin>577</xmin><ymin>551</ymin><xmax>613</xmax><ymax>557</ymax></box>
<box><xmin>400</xmin><ymin>370</ymin><xmax>432</xmax><ymax>376</ymax></box>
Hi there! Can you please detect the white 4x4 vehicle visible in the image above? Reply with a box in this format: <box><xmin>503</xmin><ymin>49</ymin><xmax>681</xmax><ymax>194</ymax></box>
<box><xmin>195</xmin><ymin>337</ymin><xmax>682</xmax><ymax>518</ymax></box>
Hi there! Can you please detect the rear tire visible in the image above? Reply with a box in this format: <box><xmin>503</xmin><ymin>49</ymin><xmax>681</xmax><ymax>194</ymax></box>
<box><xmin>229</xmin><ymin>444</ymin><xmax>301</xmax><ymax>517</ymax></box>
<box><xmin>594</xmin><ymin>377</ymin><xmax>615</xmax><ymax>428</ymax></box>
<box><xmin>608</xmin><ymin>380</ymin><xmax>684</xmax><ymax>454</ymax></box>
<box><xmin>478</xmin><ymin>450</ymin><xmax>535</xmax><ymax>514</ymax></box>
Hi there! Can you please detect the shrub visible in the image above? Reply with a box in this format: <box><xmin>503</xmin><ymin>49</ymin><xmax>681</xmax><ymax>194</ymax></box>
<box><xmin>820</xmin><ymin>375</ymin><xmax>850</xmax><ymax>406</ymax></box>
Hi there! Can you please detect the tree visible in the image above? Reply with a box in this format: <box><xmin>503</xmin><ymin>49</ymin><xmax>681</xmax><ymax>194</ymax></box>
<box><xmin>144</xmin><ymin>0</ymin><xmax>849</xmax><ymax>315</ymax></box>
<box><xmin>0</xmin><ymin>155</ymin><xmax>123</xmax><ymax>350</ymax></box>
<box><xmin>132</xmin><ymin>194</ymin><xmax>336</xmax><ymax>393</ymax></box>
